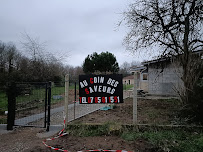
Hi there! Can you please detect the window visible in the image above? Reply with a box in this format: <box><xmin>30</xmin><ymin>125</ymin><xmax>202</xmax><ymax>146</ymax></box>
<box><xmin>143</xmin><ymin>74</ymin><xmax>148</xmax><ymax>80</ymax></box>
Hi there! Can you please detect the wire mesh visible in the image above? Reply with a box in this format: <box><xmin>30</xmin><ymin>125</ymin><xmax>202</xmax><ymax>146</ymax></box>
<box><xmin>70</xmin><ymin>89</ymin><xmax>133</xmax><ymax>125</ymax></box>
<box><xmin>49</xmin><ymin>81</ymin><xmax>65</xmax><ymax>126</ymax></box>
<box><xmin>15</xmin><ymin>83</ymin><xmax>47</xmax><ymax>127</ymax></box>
<box><xmin>48</xmin><ymin>81</ymin><xmax>118</xmax><ymax>126</ymax></box>
<box><xmin>12</xmin><ymin>79</ymin><xmax>183</xmax><ymax>127</ymax></box>
<box><xmin>67</xmin><ymin>83</ymin><xmax>181</xmax><ymax>126</ymax></box>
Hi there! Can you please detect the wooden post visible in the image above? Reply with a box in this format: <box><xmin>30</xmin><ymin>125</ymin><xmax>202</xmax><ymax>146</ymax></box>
<box><xmin>133</xmin><ymin>72</ymin><xmax>138</xmax><ymax>124</ymax></box>
<box><xmin>65</xmin><ymin>74</ymin><xmax>69</xmax><ymax>127</ymax></box>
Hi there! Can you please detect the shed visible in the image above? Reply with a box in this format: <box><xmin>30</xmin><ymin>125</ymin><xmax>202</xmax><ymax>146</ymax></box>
<box><xmin>130</xmin><ymin>66</ymin><xmax>148</xmax><ymax>92</ymax></box>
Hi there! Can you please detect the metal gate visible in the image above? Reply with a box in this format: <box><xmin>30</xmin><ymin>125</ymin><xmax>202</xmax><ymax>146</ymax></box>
<box><xmin>7</xmin><ymin>82</ymin><xmax>51</xmax><ymax>130</ymax></box>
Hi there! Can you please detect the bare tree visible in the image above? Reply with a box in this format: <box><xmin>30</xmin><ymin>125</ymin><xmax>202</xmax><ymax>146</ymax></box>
<box><xmin>20</xmin><ymin>33</ymin><xmax>69</xmax><ymax>82</ymax></box>
<box><xmin>6</xmin><ymin>43</ymin><xmax>18</xmax><ymax>74</ymax></box>
<box><xmin>21</xmin><ymin>32</ymin><xmax>46</xmax><ymax>61</ymax></box>
<box><xmin>130</xmin><ymin>61</ymin><xmax>141</xmax><ymax>67</ymax></box>
<box><xmin>0</xmin><ymin>42</ymin><xmax>22</xmax><ymax>82</ymax></box>
<box><xmin>0</xmin><ymin>42</ymin><xmax>6</xmax><ymax>73</ymax></box>
<box><xmin>119</xmin><ymin>62</ymin><xmax>131</xmax><ymax>76</ymax></box>
<box><xmin>66</xmin><ymin>65</ymin><xmax>84</xmax><ymax>83</ymax></box>
<box><xmin>123</xmin><ymin>0</ymin><xmax>203</xmax><ymax>103</ymax></box>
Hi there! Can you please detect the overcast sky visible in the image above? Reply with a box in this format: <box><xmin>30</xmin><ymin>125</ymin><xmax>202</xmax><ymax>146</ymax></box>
<box><xmin>0</xmin><ymin>0</ymin><xmax>153</xmax><ymax>67</ymax></box>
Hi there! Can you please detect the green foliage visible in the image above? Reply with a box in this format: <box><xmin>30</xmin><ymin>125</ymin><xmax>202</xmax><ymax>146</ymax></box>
<box><xmin>66</xmin><ymin>123</ymin><xmax>110</xmax><ymax>137</ymax></box>
<box><xmin>121</xmin><ymin>129</ymin><xmax>203</xmax><ymax>152</ymax></box>
<box><xmin>82</xmin><ymin>52</ymin><xmax>119</xmax><ymax>74</ymax></box>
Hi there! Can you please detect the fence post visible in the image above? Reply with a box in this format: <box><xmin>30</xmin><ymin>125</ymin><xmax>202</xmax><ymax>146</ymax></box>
<box><xmin>44</xmin><ymin>83</ymin><xmax>48</xmax><ymax>128</ymax></box>
<box><xmin>133</xmin><ymin>72</ymin><xmax>138</xmax><ymax>124</ymax></box>
<box><xmin>7</xmin><ymin>82</ymin><xmax>16</xmax><ymax>130</ymax></box>
<box><xmin>74</xmin><ymin>82</ymin><xmax>76</xmax><ymax>120</ymax></box>
<box><xmin>46</xmin><ymin>81</ymin><xmax>51</xmax><ymax>131</ymax></box>
<box><xmin>65</xmin><ymin>75</ymin><xmax>69</xmax><ymax>127</ymax></box>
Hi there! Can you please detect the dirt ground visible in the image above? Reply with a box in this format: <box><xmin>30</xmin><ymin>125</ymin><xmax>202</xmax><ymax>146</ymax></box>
<box><xmin>0</xmin><ymin>127</ymin><xmax>43</xmax><ymax>152</ymax></box>
<box><xmin>0</xmin><ymin>127</ymin><xmax>154</xmax><ymax>152</ymax></box>
<box><xmin>33</xmin><ymin>135</ymin><xmax>154</xmax><ymax>152</ymax></box>
<box><xmin>0</xmin><ymin>97</ymin><xmax>180</xmax><ymax>152</ymax></box>
<box><xmin>73</xmin><ymin>97</ymin><xmax>179</xmax><ymax>125</ymax></box>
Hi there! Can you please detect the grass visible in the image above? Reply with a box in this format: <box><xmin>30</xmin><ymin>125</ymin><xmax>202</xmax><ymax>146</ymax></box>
<box><xmin>0</xmin><ymin>91</ymin><xmax>7</xmax><ymax>112</ymax></box>
<box><xmin>121</xmin><ymin>129</ymin><xmax>203</xmax><ymax>152</ymax></box>
<box><xmin>159</xmin><ymin>98</ymin><xmax>180</xmax><ymax>104</ymax></box>
<box><xmin>0</xmin><ymin>117</ymin><xmax>7</xmax><ymax>124</ymax></box>
<box><xmin>69</xmin><ymin>84</ymin><xmax>79</xmax><ymax>90</ymax></box>
<box><xmin>51</xmin><ymin>86</ymin><xmax>65</xmax><ymax>104</ymax></box>
<box><xmin>51</xmin><ymin>84</ymin><xmax>78</xmax><ymax>104</ymax></box>
<box><xmin>67</xmin><ymin>123</ymin><xmax>203</xmax><ymax>152</ymax></box>
<box><xmin>0</xmin><ymin>85</ymin><xmax>70</xmax><ymax>122</ymax></box>
<box><xmin>123</xmin><ymin>84</ymin><xmax>133</xmax><ymax>90</ymax></box>
<box><xmin>66</xmin><ymin>123</ymin><xmax>110</xmax><ymax>137</ymax></box>
<box><xmin>0</xmin><ymin>84</ymin><xmax>77</xmax><ymax>110</ymax></box>
<box><xmin>0</xmin><ymin>90</ymin><xmax>8</xmax><ymax>123</ymax></box>
<box><xmin>17</xmin><ymin>88</ymin><xmax>45</xmax><ymax>102</ymax></box>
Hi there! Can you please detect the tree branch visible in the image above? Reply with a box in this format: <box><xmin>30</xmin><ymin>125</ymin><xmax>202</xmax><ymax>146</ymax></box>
<box><xmin>189</xmin><ymin>39</ymin><xmax>203</xmax><ymax>46</ymax></box>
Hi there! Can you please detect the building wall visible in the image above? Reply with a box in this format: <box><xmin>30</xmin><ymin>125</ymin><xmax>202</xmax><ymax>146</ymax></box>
<box><xmin>148</xmin><ymin>62</ymin><xmax>183</xmax><ymax>96</ymax></box>
<box><xmin>139</xmin><ymin>73</ymin><xmax>148</xmax><ymax>92</ymax></box>
<box><xmin>123</xmin><ymin>78</ymin><xmax>134</xmax><ymax>85</ymax></box>
<box><xmin>123</xmin><ymin>74</ymin><xmax>140</xmax><ymax>88</ymax></box>
<box><xmin>140</xmin><ymin>82</ymin><xmax>148</xmax><ymax>92</ymax></box>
